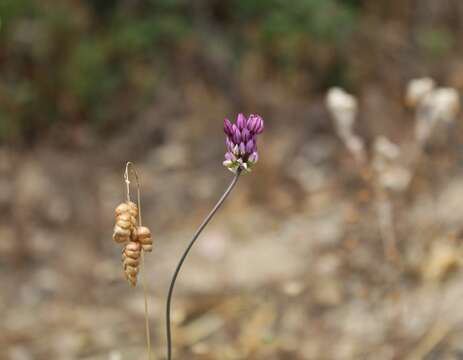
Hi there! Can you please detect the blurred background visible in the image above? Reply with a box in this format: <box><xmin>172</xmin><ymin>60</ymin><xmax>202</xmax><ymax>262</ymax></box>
<box><xmin>2</xmin><ymin>1</ymin><xmax>463</xmax><ymax>359</ymax></box>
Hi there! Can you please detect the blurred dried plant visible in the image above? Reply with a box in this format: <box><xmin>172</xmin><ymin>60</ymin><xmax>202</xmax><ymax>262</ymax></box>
<box><xmin>406</xmin><ymin>78</ymin><xmax>460</xmax><ymax>148</ymax></box>
<box><xmin>371</xmin><ymin>136</ymin><xmax>411</xmax><ymax>259</ymax></box>
<box><xmin>372</xmin><ymin>137</ymin><xmax>411</xmax><ymax>193</ymax></box>
<box><xmin>326</xmin><ymin>87</ymin><xmax>402</xmax><ymax>259</ymax></box>
<box><xmin>326</xmin><ymin>87</ymin><xmax>366</xmax><ymax>165</ymax></box>
<box><xmin>326</xmin><ymin>80</ymin><xmax>461</xmax><ymax>261</ymax></box>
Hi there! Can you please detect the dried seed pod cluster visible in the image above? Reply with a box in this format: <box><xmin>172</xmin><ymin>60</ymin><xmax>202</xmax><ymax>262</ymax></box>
<box><xmin>112</xmin><ymin>201</ymin><xmax>154</xmax><ymax>286</ymax></box>
<box><xmin>123</xmin><ymin>240</ymin><xmax>141</xmax><ymax>286</ymax></box>
<box><xmin>137</xmin><ymin>226</ymin><xmax>153</xmax><ymax>252</ymax></box>
<box><xmin>113</xmin><ymin>202</ymin><xmax>138</xmax><ymax>244</ymax></box>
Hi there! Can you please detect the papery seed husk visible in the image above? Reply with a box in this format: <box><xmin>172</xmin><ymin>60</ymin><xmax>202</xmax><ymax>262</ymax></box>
<box><xmin>139</xmin><ymin>237</ymin><xmax>153</xmax><ymax>250</ymax></box>
<box><xmin>117</xmin><ymin>212</ymin><xmax>131</xmax><ymax>221</ymax></box>
<box><xmin>139</xmin><ymin>236</ymin><xmax>152</xmax><ymax>245</ymax></box>
<box><xmin>124</xmin><ymin>246</ymin><xmax>141</xmax><ymax>258</ymax></box>
<box><xmin>130</xmin><ymin>227</ymin><xmax>138</xmax><ymax>241</ymax></box>
<box><xmin>124</xmin><ymin>250</ymin><xmax>140</xmax><ymax>258</ymax></box>
<box><xmin>127</xmin><ymin>276</ymin><xmax>137</xmax><ymax>287</ymax></box>
<box><xmin>113</xmin><ymin>234</ymin><xmax>130</xmax><ymax>244</ymax></box>
<box><xmin>125</xmin><ymin>265</ymin><xmax>139</xmax><ymax>276</ymax></box>
<box><xmin>116</xmin><ymin>220</ymin><xmax>134</xmax><ymax>230</ymax></box>
<box><xmin>125</xmin><ymin>241</ymin><xmax>141</xmax><ymax>251</ymax></box>
<box><xmin>115</xmin><ymin>211</ymin><xmax>137</xmax><ymax>232</ymax></box>
<box><xmin>123</xmin><ymin>256</ymin><xmax>139</xmax><ymax>267</ymax></box>
<box><xmin>127</xmin><ymin>201</ymin><xmax>138</xmax><ymax>217</ymax></box>
<box><xmin>138</xmin><ymin>235</ymin><xmax>152</xmax><ymax>244</ymax></box>
<box><xmin>115</xmin><ymin>203</ymin><xmax>131</xmax><ymax>217</ymax></box>
<box><xmin>142</xmin><ymin>244</ymin><xmax>153</xmax><ymax>252</ymax></box>
<box><xmin>116</xmin><ymin>219</ymin><xmax>132</xmax><ymax>230</ymax></box>
<box><xmin>137</xmin><ymin>226</ymin><xmax>150</xmax><ymax>235</ymax></box>
<box><xmin>137</xmin><ymin>226</ymin><xmax>151</xmax><ymax>242</ymax></box>
<box><xmin>124</xmin><ymin>269</ymin><xmax>136</xmax><ymax>281</ymax></box>
<box><xmin>113</xmin><ymin>232</ymin><xmax>129</xmax><ymax>244</ymax></box>
<box><xmin>124</xmin><ymin>241</ymin><xmax>141</xmax><ymax>258</ymax></box>
<box><xmin>136</xmin><ymin>226</ymin><xmax>153</xmax><ymax>251</ymax></box>
<box><xmin>114</xmin><ymin>225</ymin><xmax>131</xmax><ymax>235</ymax></box>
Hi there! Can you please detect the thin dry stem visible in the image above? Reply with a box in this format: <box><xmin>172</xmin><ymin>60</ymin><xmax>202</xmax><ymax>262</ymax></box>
<box><xmin>406</xmin><ymin>321</ymin><xmax>451</xmax><ymax>360</ymax></box>
<box><xmin>141</xmin><ymin>252</ymin><xmax>153</xmax><ymax>360</ymax></box>
<box><xmin>374</xmin><ymin>185</ymin><xmax>399</xmax><ymax>261</ymax></box>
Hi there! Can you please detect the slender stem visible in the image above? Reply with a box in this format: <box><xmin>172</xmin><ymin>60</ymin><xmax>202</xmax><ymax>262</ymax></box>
<box><xmin>141</xmin><ymin>252</ymin><xmax>152</xmax><ymax>360</ymax></box>
<box><xmin>165</xmin><ymin>170</ymin><xmax>241</xmax><ymax>360</ymax></box>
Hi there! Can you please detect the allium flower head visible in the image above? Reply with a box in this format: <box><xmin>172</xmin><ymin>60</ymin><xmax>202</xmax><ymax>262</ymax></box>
<box><xmin>223</xmin><ymin>113</ymin><xmax>264</xmax><ymax>173</ymax></box>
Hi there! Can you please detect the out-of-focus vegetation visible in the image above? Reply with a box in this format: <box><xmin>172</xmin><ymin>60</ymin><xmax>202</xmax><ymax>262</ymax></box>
<box><xmin>1</xmin><ymin>0</ymin><xmax>460</xmax><ymax>144</ymax></box>
<box><xmin>0</xmin><ymin>0</ymin><xmax>360</xmax><ymax>143</ymax></box>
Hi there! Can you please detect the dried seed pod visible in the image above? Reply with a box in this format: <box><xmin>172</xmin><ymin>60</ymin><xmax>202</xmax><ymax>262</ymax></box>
<box><xmin>130</xmin><ymin>226</ymin><xmax>138</xmax><ymax>241</ymax></box>
<box><xmin>126</xmin><ymin>273</ymin><xmax>138</xmax><ymax>286</ymax></box>
<box><xmin>124</xmin><ymin>249</ymin><xmax>140</xmax><ymax>259</ymax></box>
<box><xmin>113</xmin><ymin>225</ymin><xmax>131</xmax><ymax>244</ymax></box>
<box><xmin>127</xmin><ymin>201</ymin><xmax>138</xmax><ymax>218</ymax></box>
<box><xmin>125</xmin><ymin>265</ymin><xmax>139</xmax><ymax>276</ymax></box>
<box><xmin>114</xmin><ymin>202</ymin><xmax>138</xmax><ymax>219</ymax></box>
<box><xmin>137</xmin><ymin>226</ymin><xmax>153</xmax><ymax>252</ymax></box>
<box><xmin>125</xmin><ymin>273</ymin><xmax>138</xmax><ymax>286</ymax></box>
<box><xmin>115</xmin><ymin>203</ymin><xmax>131</xmax><ymax>217</ymax></box>
<box><xmin>123</xmin><ymin>241</ymin><xmax>141</xmax><ymax>286</ymax></box>
<box><xmin>113</xmin><ymin>201</ymin><xmax>139</xmax><ymax>245</ymax></box>
<box><xmin>124</xmin><ymin>241</ymin><xmax>141</xmax><ymax>257</ymax></box>
<box><xmin>116</xmin><ymin>213</ymin><xmax>132</xmax><ymax>229</ymax></box>
<box><xmin>123</xmin><ymin>256</ymin><xmax>139</xmax><ymax>267</ymax></box>
<box><xmin>116</xmin><ymin>213</ymin><xmax>137</xmax><ymax>232</ymax></box>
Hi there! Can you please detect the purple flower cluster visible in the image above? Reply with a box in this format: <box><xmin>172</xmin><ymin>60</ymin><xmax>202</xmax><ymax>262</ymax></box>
<box><xmin>223</xmin><ymin>113</ymin><xmax>264</xmax><ymax>173</ymax></box>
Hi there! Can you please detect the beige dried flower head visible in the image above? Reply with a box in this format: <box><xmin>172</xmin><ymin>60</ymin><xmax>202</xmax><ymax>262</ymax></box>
<box><xmin>405</xmin><ymin>77</ymin><xmax>435</xmax><ymax>108</ymax></box>
<box><xmin>326</xmin><ymin>87</ymin><xmax>366</xmax><ymax>164</ymax></box>
<box><xmin>423</xmin><ymin>88</ymin><xmax>460</xmax><ymax>123</ymax></box>
<box><xmin>372</xmin><ymin>136</ymin><xmax>411</xmax><ymax>192</ymax></box>
<box><xmin>415</xmin><ymin>86</ymin><xmax>460</xmax><ymax>144</ymax></box>
<box><xmin>326</xmin><ymin>87</ymin><xmax>358</xmax><ymax>132</ymax></box>
<box><xmin>373</xmin><ymin>136</ymin><xmax>401</xmax><ymax>161</ymax></box>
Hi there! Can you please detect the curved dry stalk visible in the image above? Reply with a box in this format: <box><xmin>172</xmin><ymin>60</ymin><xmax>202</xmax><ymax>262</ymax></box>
<box><xmin>165</xmin><ymin>170</ymin><xmax>241</xmax><ymax>360</ymax></box>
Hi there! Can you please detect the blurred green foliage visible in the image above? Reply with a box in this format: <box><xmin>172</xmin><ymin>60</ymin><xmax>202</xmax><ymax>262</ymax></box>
<box><xmin>0</xmin><ymin>0</ymin><xmax>359</xmax><ymax>143</ymax></box>
<box><xmin>417</xmin><ymin>28</ymin><xmax>454</xmax><ymax>58</ymax></box>
<box><xmin>234</xmin><ymin>0</ymin><xmax>355</xmax><ymax>40</ymax></box>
